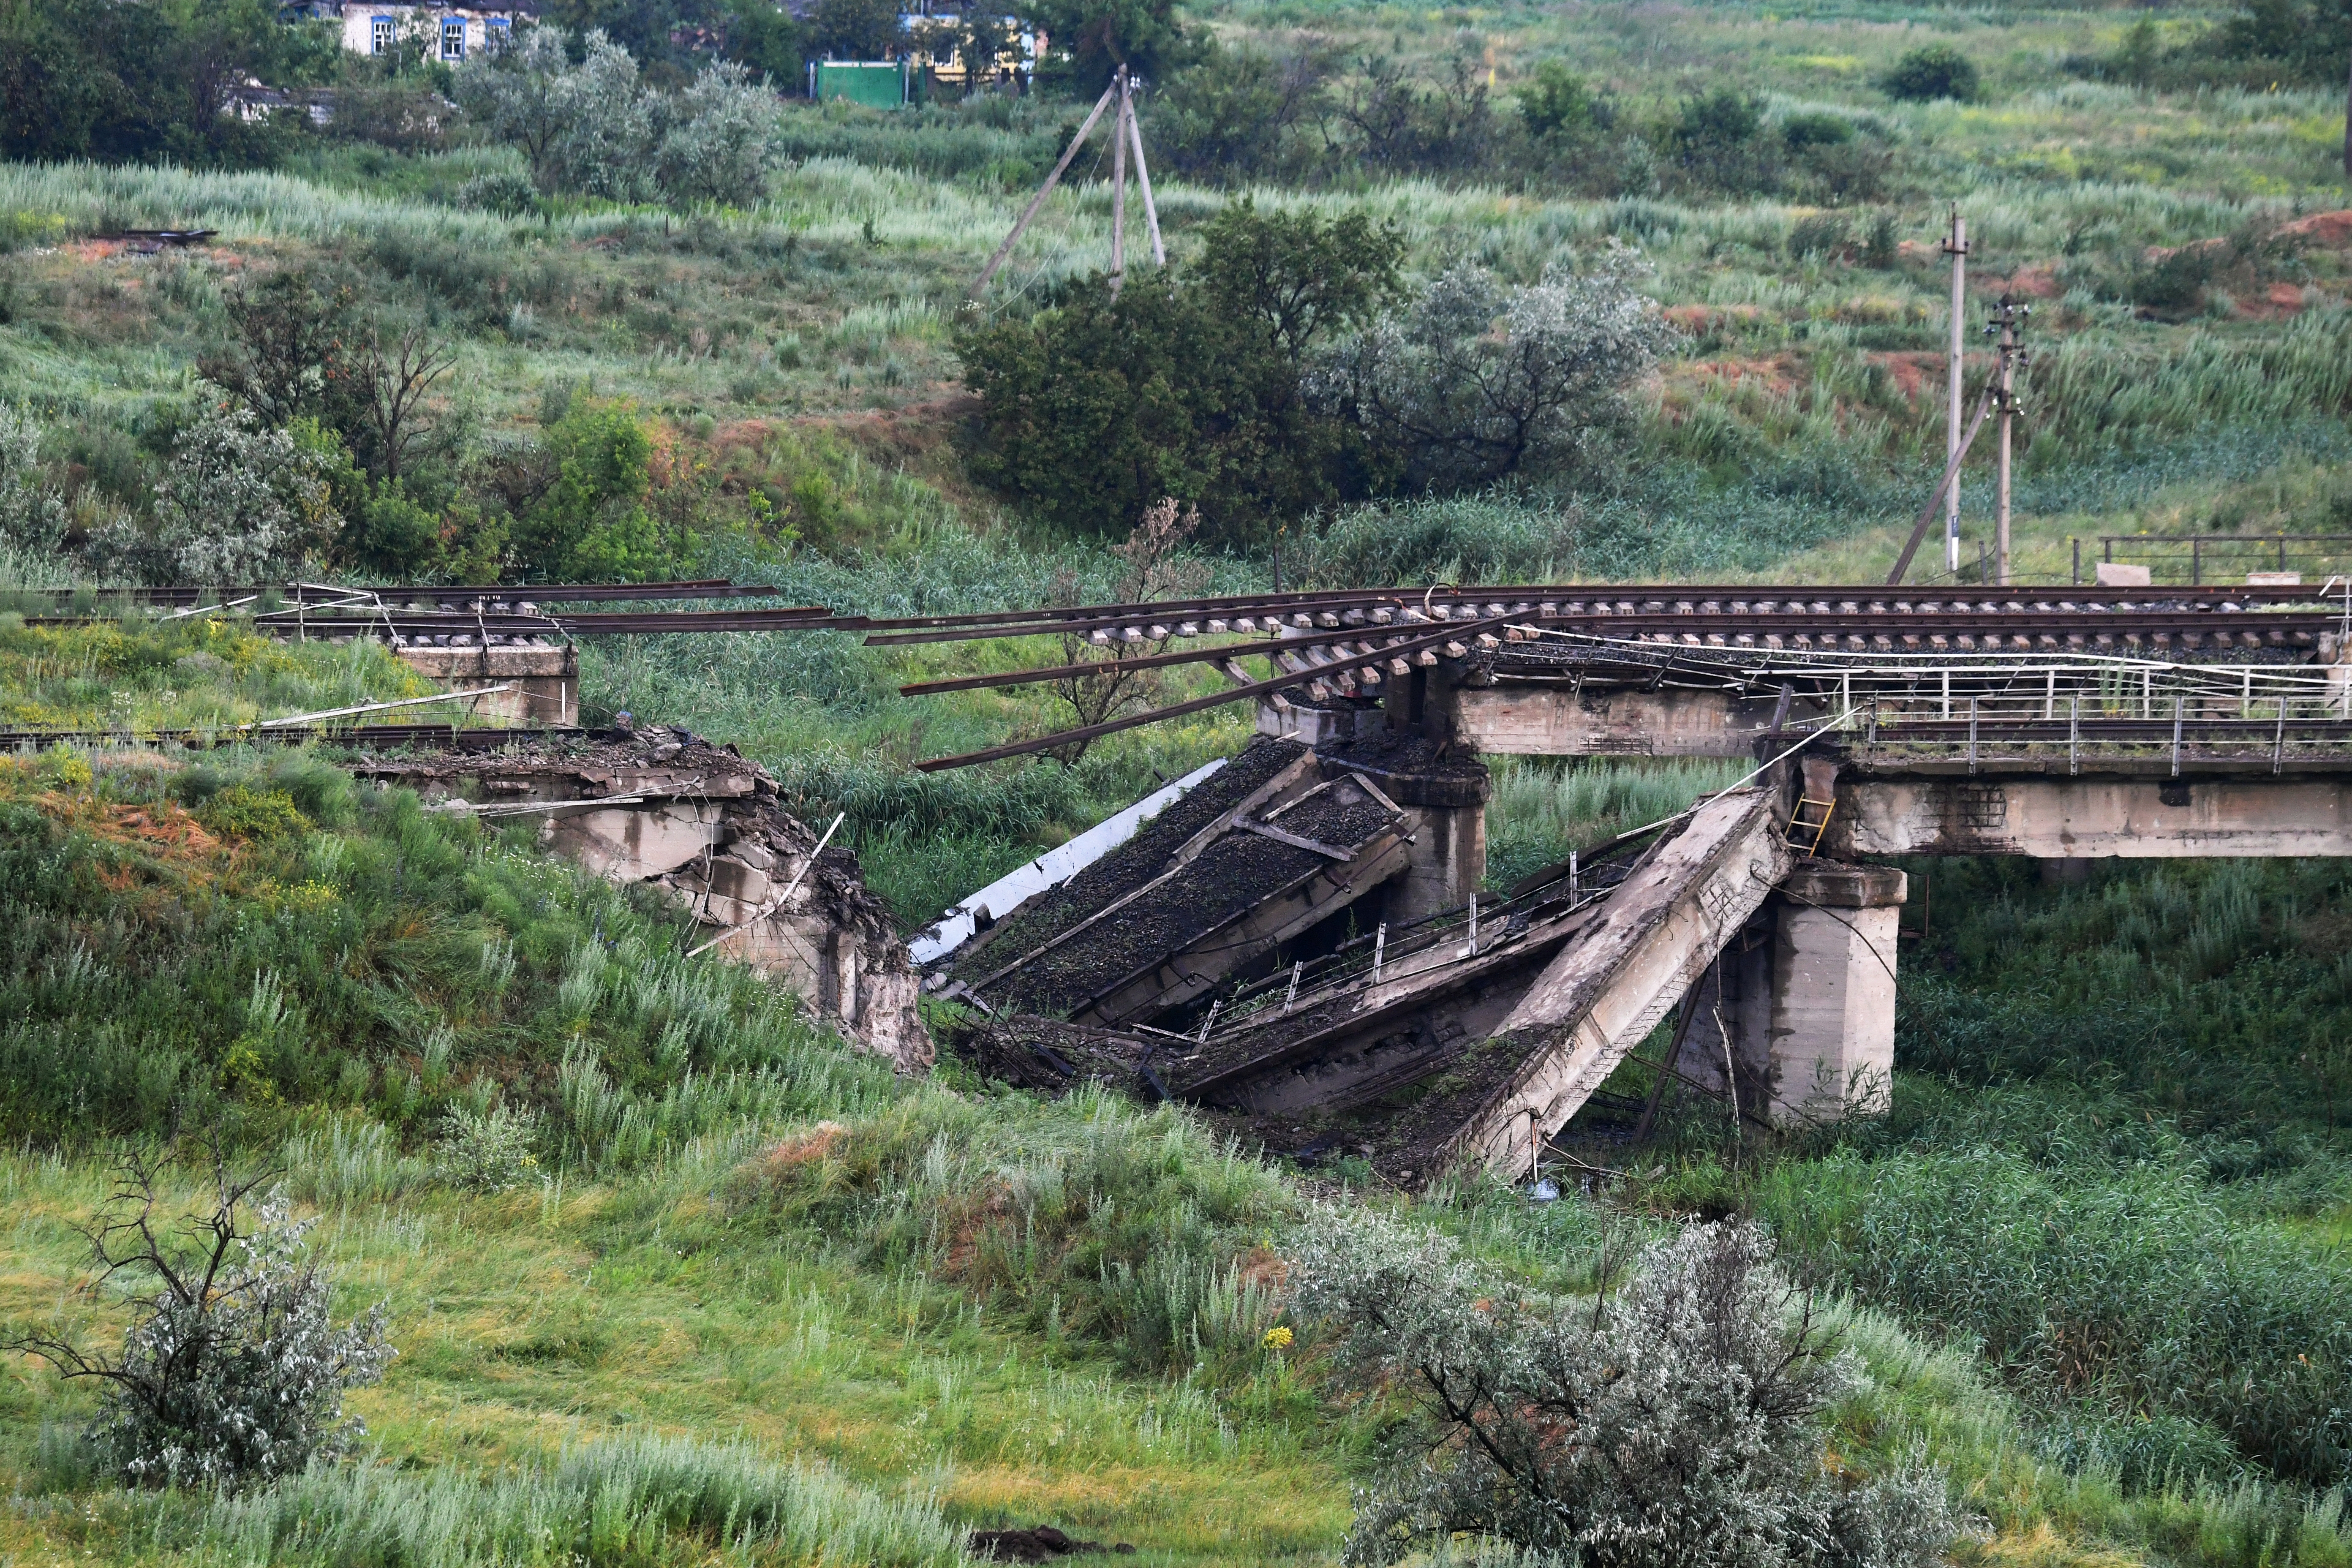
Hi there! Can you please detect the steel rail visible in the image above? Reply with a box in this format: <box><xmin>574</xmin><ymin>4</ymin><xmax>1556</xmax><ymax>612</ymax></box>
<box><xmin>19</xmin><ymin>579</ymin><xmax>787</xmax><ymax>607</ymax></box>
<box><xmin>913</xmin><ymin>615</ymin><xmax>1512</xmax><ymax>771</ymax></box>
<box><xmin>853</xmin><ymin>585</ymin><xmax>2345</xmax><ymax>646</ymax></box>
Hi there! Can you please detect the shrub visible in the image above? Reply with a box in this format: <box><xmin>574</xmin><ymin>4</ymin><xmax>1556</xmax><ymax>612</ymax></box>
<box><xmin>1668</xmin><ymin>89</ymin><xmax>1780</xmax><ymax>191</ymax></box>
<box><xmin>4</xmin><ymin>1148</ymin><xmax>392</xmax><ymax>1490</ymax></box>
<box><xmin>1310</xmin><ymin>260</ymin><xmax>1677</xmax><ymax>493</ymax></box>
<box><xmin>436</xmin><ymin>1101</ymin><xmax>544</xmax><ymax>1192</ymax></box>
<box><xmin>1880</xmin><ymin>44</ymin><xmax>1980</xmax><ymax>102</ymax></box>
<box><xmin>0</xmin><ymin>403</ymin><xmax>68</xmax><ymax>555</ymax></box>
<box><xmin>956</xmin><ymin>201</ymin><xmax>1402</xmax><ymax>545</ymax></box>
<box><xmin>1149</xmin><ymin>38</ymin><xmax>1331</xmax><ymax>182</ymax></box>
<box><xmin>1288</xmin><ymin>1210</ymin><xmax>1965</xmax><ymax>1566</ymax></box>
<box><xmin>1787</xmin><ymin>210</ymin><xmax>1851</xmax><ymax>259</ymax></box>
<box><xmin>455</xmin><ymin>167</ymin><xmax>541</xmax><ymax>217</ymax></box>
<box><xmin>127</xmin><ymin>392</ymin><xmax>340</xmax><ymax>583</ymax></box>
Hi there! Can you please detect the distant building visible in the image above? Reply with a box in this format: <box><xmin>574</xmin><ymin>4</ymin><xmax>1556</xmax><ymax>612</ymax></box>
<box><xmin>292</xmin><ymin>1</ymin><xmax>542</xmax><ymax>62</ymax></box>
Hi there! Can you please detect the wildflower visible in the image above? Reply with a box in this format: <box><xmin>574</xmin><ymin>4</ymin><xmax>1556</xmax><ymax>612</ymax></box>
<box><xmin>1261</xmin><ymin>1325</ymin><xmax>1293</xmax><ymax>1351</ymax></box>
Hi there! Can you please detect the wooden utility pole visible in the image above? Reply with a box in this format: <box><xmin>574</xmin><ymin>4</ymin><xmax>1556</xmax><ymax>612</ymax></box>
<box><xmin>967</xmin><ymin>64</ymin><xmax>1165</xmax><ymax>303</ymax></box>
<box><xmin>1941</xmin><ymin>209</ymin><xmax>1968</xmax><ymax>574</ymax></box>
<box><xmin>2344</xmin><ymin>50</ymin><xmax>2351</xmax><ymax>177</ymax></box>
<box><xmin>1108</xmin><ymin>66</ymin><xmax>1130</xmax><ymax>297</ymax></box>
<box><xmin>1987</xmin><ymin>294</ymin><xmax>2029</xmax><ymax>587</ymax></box>
<box><xmin>1124</xmin><ymin>76</ymin><xmax>1165</xmax><ymax>267</ymax></box>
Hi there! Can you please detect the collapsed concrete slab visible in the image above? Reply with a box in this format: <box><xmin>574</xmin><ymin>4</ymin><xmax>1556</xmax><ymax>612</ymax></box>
<box><xmin>939</xmin><ymin>737</ymin><xmax>1418</xmax><ymax>1027</ymax></box>
<box><xmin>349</xmin><ymin>727</ymin><xmax>927</xmax><ymax>1070</ymax></box>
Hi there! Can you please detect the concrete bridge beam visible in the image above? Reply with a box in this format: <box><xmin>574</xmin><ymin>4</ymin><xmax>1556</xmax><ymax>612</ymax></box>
<box><xmin>1835</xmin><ymin>776</ymin><xmax>2352</xmax><ymax>858</ymax></box>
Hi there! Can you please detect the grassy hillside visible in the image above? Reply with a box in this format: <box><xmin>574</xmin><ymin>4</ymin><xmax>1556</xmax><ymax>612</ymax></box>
<box><xmin>8</xmin><ymin>0</ymin><xmax>2352</xmax><ymax>1559</ymax></box>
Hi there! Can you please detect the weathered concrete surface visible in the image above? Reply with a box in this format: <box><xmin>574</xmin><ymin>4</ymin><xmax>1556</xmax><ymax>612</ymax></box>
<box><xmin>1835</xmin><ymin>776</ymin><xmax>2352</xmax><ymax>857</ymax></box>
<box><xmin>349</xmin><ymin>729</ymin><xmax>927</xmax><ymax>1068</ymax></box>
<box><xmin>1764</xmin><ymin>862</ymin><xmax>1903</xmax><ymax>1124</ymax></box>
<box><xmin>1449</xmin><ymin>788</ymin><xmax>1794</xmax><ymax>1179</ymax></box>
<box><xmin>1445</xmin><ymin>684</ymin><xmax>1831</xmax><ymax>758</ymax></box>
<box><xmin>396</xmin><ymin>643</ymin><xmax>578</xmax><ymax>727</ymax></box>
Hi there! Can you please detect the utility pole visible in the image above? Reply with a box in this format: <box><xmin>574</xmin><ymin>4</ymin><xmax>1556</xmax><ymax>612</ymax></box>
<box><xmin>2344</xmin><ymin>50</ymin><xmax>2351</xmax><ymax>178</ymax></box>
<box><xmin>1942</xmin><ymin>208</ymin><xmax>1968</xmax><ymax>574</ymax></box>
<box><xmin>1986</xmin><ymin>294</ymin><xmax>2029</xmax><ymax>588</ymax></box>
<box><xmin>967</xmin><ymin>63</ymin><xmax>1164</xmax><ymax>304</ymax></box>
<box><xmin>1107</xmin><ymin>65</ymin><xmax>1129</xmax><ymax>299</ymax></box>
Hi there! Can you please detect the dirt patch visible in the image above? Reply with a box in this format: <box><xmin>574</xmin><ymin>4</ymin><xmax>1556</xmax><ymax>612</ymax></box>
<box><xmin>755</xmin><ymin>1121</ymin><xmax>847</xmax><ymax>1177</ymax></box>
<box><xmin>1660</xmin><ymin>303</ymin><xmax>1769</xmax><ymax>335</ymax></box>
<box><xmin>1671</xmin><ymin>354</ymin><xmax>1805</xmax><ymax>400</ymax></box>
<box><xmin>1977</xmin><ymin>266</ymin><xmax>2061</xmax><ymax>300</ymax></box>
<box><xmin>2236</xmin><ymin>281</ymin><xmax>2310</xmax><ymax>319</ymax></box>
<box><xmin>1870</xmin><ymin>351</ymin><xmax>1940</xmax><ymax>403</ymax></box>
<box><xmin>2276</xmin><ymin>209</ymin><xmax>2352</xmax><ymax>248</ymax></box>
<box><xmin>969</xmin><ymin>1526</ymin><xmax>1133</xmax><ymax>1563</ymax></box>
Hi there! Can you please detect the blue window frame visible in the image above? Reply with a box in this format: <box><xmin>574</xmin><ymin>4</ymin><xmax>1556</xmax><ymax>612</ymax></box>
<box><xmin>369</xmin><ymin>14</ymin><xmax>396</xmax><ymax>51</ymax></box>
<box><xmin>440</xmin><ymin>17</ymin><xmax>466</xmax><ymax>58</ymax></box>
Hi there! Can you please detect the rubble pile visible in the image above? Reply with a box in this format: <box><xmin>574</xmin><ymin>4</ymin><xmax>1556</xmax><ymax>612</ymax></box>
<box><xmin>350</xmin><ymin>725</ymin><xmax>928</xmax><ymax>1070</ymax></box>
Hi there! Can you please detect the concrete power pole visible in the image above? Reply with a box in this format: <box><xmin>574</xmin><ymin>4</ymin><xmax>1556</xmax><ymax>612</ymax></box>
<box><xmin>1942</xmin><ymin>209</ymin><xmax>1968</xmax><ymax>574</ymax></box>
<box><xmin>2344</xmin><ymin>51</ymin><xmax>2351</xmax><ymax>177</ymax></box>
<box><xmin>1987</xmin><ymin>294</ymin><xmax>2029</xmax><ymax>588</ymax></box>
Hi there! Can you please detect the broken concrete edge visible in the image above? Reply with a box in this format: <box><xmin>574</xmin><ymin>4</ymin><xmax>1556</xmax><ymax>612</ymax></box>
<box><xmin>346</xmin><ymin>727</ymin><xmax>929</xmax><ymax>1071</ymax></box>
<box><xmin>1438</xmin><ymin>787</ymin><xmax>1798</xmax><ymax>1183</ymax></box>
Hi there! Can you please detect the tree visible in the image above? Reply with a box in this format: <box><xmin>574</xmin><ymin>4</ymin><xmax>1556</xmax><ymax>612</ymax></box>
<box><xmin>1336</xmin><ymin>54</ymin><xmax>1500</xmax><ymax>176</ymax></box>
<box><xmin>955</xmin><ymin>203</ymin><xmax>1404</xmax><ymax>545</ymax></box>
<box><xmin>1519</xmin><ymin>60</ymin><xmax>1595</xmax><ymax>142</ymax></box>
<box><xmin>147</xmin><ymin>390</ymin><xmax>340</xmax><ymax>582</ymax></box>
<box><xmin>1019</xmin><ymin>0</ymin><xmax>1186</xmax><ymax>95</ymax></box>
<box><xmin>454</xmin><ymin>24</ymin><xmax>656</xmax><ymax>200</ymax></box>
<box><xmin>1311</xmin><ymin>259</ymin><xmax>1676</xmax><ymax>494</ymax></box>
<box><xmin>1042</xmin><ymin>496</ymin><xmax>1209</xmax><ymax>762</ymax></box>
<box><xmin>512</xmin><ymin>397</ymin><xmax>671</xmax><ymax>581</ymax></box>
<box><xmin>1</xmin><ymin>1141</ymin><xmax>391</xmax><ymax>1490</ymax></box>
<box><xmin>1287</xmin><ymin>1210</ymin><xmax>1967</xmax><ymax>1568</ymax></box>
<box><xmin>197</xmin><ymin>270</ymin><xmax>365</xmax><ymax>434</ymax></box>
<box><xmin>0</xmin><ymin>403</ymin><xmax>68</xmax><ymax>556</ymax></box>
<box><xmin>1879</xmin><ymin>42</ymin><xmax>1981</xmax><ymax>101</ymax></box>
<box><xmin>1146</xmin><ymin>38</ymin><xmax>1331</xmax><ymax>181</ymax></box>
<box><xmin>0</xmin><ymin>0</ymin><xmax>335</xmax><ymax>167</ymax></box>
<box><xmin>353</xmin><ymin>325</ymin><xmax>455</xmax><ymax>483</ymax></box>
<box><xmin>810</xmin><ymin>0</ymin><xmax>900</xmax><ymax>62</ymax></box>
<box><xmin>655</xmin><ymin>58</ymin><xmax>784</xmax><ymax>206</ymax></box>
<box><xmin>721</xmin><ymin>0</ymin><xmax>803</xmax><ymax>87</ymax></box>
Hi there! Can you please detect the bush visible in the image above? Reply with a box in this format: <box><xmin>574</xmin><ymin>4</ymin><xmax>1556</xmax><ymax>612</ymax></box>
<box><xmin>0</xmin><ymin>403</ymin><xmax>68</xmax><ymax>555</ymax></box>
<box><xmin>4</xmin><ymin>1149</ymin><xmax>392</xmax><ymax>1490</ymax></box>
<box><xmin>956</xmin><ymin>201</ymin><xmax>1403</xmax><ymax>545</ymax></box>
<box><xmin>1310</xmin><ymin>260</ymin><xmax>1677</xmax><ymax>494</ymax></box>
<box><xmin>1880</xmin><ymin>44</ymin><xmax>1980</xmax><ymax>102</ymax></box>
<box><xmin>455</xmin><ymin>167</ymin><xmax>540</xmax><ymax>217</ymax></box>
<box><xmin>436</xmin><ymin>1101</ymin><xmax>543</xmax><ymax>1192</ymax></box>
<box><xmin>1288</xmin><ymin>1210</ymin><xmax>1965</xmax><ymax>1566</ymax></box>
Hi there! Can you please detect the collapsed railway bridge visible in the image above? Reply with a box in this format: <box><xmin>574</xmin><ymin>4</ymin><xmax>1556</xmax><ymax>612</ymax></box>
<box><xmin>29</xmin><ymin>577</ymin><xmax>2352</xmax><ymax>1185</ymax></box>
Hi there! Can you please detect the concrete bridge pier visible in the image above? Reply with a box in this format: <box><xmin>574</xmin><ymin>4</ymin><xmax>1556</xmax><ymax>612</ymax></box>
<box><xmin>396</xmin><ymin>644</ymin><xmax>578</xmax><ymax>727</ymax></box>
<box><xmin>1677</xmin><ymin>861</ymin><xmax>1905</xmax><ymax>1127</ymax></box>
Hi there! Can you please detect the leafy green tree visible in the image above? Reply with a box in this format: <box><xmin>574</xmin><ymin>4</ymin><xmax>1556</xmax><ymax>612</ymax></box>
<box><xmin>1879</xmin><ymin>42</ymin><xmax>1982</xmax><ymax>101</ymax></box>
<box><xmin>1146</xmin><ymin>39</ymin><xmax>1330</xmax><ymax>181</ymax></box>
<box><xmin>811</xmin><ymin>0</ymin><xmax>900</xmax><ymax>62</ymax></box>
<box><xmin>1518</xmin><ymin>59</ymin><xmax>1595</xmax><ymax>141</ymax></box>
<box><xmin>1020</xmin><ymin>0</ymin><xmax>1185</xmax><ymax>95</ymax></box>
<box><xmin>0</xmin><ymin>0</ymin><xmax>336</xmax><ymax>166</ymax></box>
<box><xmin>721</xmin><ymin>0</ymin><xmax>802</xmax><ymax>85</ymax></box>
<box><xmin>514</xmin><ymin>400</ymin><xmax>672</xmax><ymax>581</ymax></box>
<box><xmin>955</xmin><ymin>203</ymin><xmax>1402</xmax><ymax>546</ymax></box>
